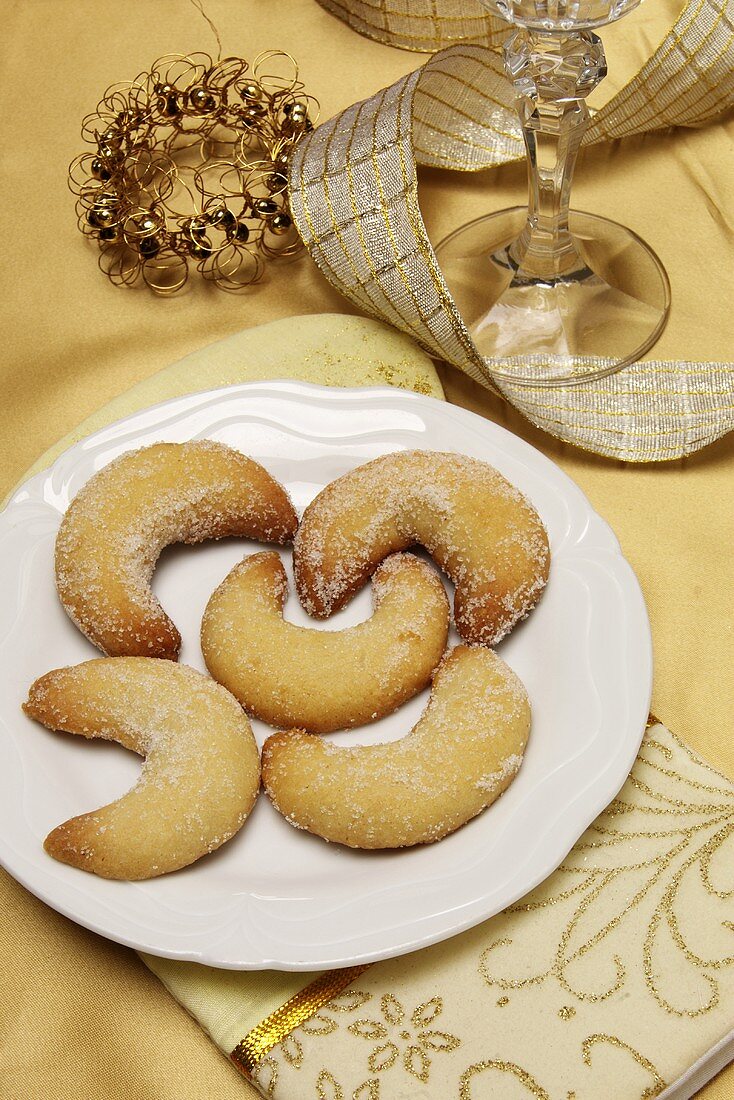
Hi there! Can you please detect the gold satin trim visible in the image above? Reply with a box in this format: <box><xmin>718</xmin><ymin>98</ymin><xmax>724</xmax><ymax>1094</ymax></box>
<box><xmin>230</xmin><ymin>964</ymin><xmax>371</xmax><ymax>1077</ymax></box>
<box><xmin>289</xmin><ymin>3</ymin><xmax>734</xmax><ymax>462</ymax></box>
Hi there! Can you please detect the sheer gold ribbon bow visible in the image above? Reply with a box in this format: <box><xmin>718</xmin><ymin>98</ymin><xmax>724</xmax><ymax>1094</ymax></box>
<box><xmin>290</xmin><ymin>1</ymin><xmax>734</xmax><ymax>461</ymax></box>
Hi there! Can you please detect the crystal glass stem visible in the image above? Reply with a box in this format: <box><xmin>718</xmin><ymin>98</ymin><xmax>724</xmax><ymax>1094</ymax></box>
<box><xmin>434</xmin><ymin>9</ymin><xmax>670</xmax><ymax>385</ymax></box>
<box><xmin>503</xmin><ymin>28</ymin><xmax>606</xmax><ymax>283</ymax></box>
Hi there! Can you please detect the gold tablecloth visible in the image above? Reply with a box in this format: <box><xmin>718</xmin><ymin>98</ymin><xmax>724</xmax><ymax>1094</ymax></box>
<box><xmin>0</xmin><ymin>1</ymin><xmax>732</xmax><ymax>1096</ymax></box>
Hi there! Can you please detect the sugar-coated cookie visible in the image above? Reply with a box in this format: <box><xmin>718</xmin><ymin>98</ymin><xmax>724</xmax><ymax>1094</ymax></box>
<box><xmin>202</xmin><ymin>551</ymin><xmax>449</xmax><ymax>733</ymax></box>
<box><xmin>55</xmin><ymin>440</ymin><xmax>298</xmax><ymax>660</ymax></box>
<box><xmin>23</xmin><ymin>658</ymin><xmax>260</xmax><ymax>880</ymax></box>
<box><xmin>293</xmin><ymin>450</ymin><xmax>549</xmax><ymax>647</ymax></box>
<box><xmin>262</xmin><ymin>645</ymin><xmax>530</xmax><ymax>848</ymax></box>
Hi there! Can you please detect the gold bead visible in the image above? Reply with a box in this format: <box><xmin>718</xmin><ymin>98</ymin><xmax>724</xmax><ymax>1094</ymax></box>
<box><xmin>87</xmin><ymin>205</ymin><xmax>115</xmax><ymax>229</ymax></box>
<box><xmin>97</xmin><ymin>142</ymin><xmax>122</xmax><ymax>160</ymax></box>
<box><xmin>189</xmin><ymin>238</ymin><xmax>212</xmax><ymax>259</ymax></box>
<box><xmin>99</xmin><ymin>225</ymin><xmax>120</xmax><ymax>243</ymax></box>
<box><xmin>233</xmin><ymin>221</ymin><xmax>250</xmax><ymax>243</ymax></box>
<box><xmin>241</xmin><ymin>82</ymin><xmax>261</xmax><ymax>101</ymax></box>
<box><xmin>266</xmin><ymin>171</ymin><xmax>287</xmax><ymax>192</ymax></box>
<box><xmin>100</xmin><ymin>125</ymin><xmax>122</xmax><ymax>148</ymax></box>
<box><xmin>134</xmin><ymin>214</ymin><xmax>160</xmax><ymax>235</ymax></box>
<box><xmin>188</xmin><ymin>85</ymin><xmax>216</xmax><ymax>114</ymax></box>
<box><xmin>91</xmin><ymin>157</ymin><xmax>113</xmax><ymax>182</ymax></box>
<box><xmin>283</xmin><ymin>102</ymin><xmax>307</xmax><ymax>131</ymax></box>
<box><xmin>283</xmin><ymin>115</ymin><xmax>307</xmax><ymax>135</ymax></box>
<box><xmin>185</xmin><ymin>217</ymin><xmax>211</xmax><ymax>248</ymax></box>
<box><xmin>211</xmin><ymin>206</ymin><xmax>235</xmax><ymax>229</ymax></box>
<box><xmin>156</xmin><ymin>83</ymin><xmax>180</xmax><ymax>117</ymax></box>
<box><xmin>268</xmin><ymin>213</ymin><xmax>292</xmax><ymax>235</ymax></box>
<box><xmin>139</xmin><ymin>235</ymin><xmax>161</xmax><ymax>257</ymax></box>
<box><xmin>255</xmin><ymin>198</ymin><xmax>278</xmax><ymax>216</ymax></box>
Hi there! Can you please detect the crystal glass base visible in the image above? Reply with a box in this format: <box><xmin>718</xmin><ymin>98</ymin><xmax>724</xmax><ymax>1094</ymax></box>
<box><xmin>436</xmin><ymin>207</ymin><xmax>671</xmax><ymax>387</ymax></box>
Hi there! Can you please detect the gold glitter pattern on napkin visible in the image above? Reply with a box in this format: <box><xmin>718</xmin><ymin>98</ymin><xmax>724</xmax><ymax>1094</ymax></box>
<box><xmin>239</xmin><ymin>722</ymin><xmax>734</xmax><ymax>1099</ymax></box>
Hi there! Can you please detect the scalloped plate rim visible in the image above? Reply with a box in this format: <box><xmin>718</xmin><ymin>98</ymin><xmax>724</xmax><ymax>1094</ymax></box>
<box><xmin>0</xmin><ymin>380</ymin><xmax>652</xmax><ymax>969</ymax></box>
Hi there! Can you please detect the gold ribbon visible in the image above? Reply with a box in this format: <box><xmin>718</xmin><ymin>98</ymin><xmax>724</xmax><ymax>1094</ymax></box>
<box><xmin>230</xmin><ymin>965</ymin><xmax>371</xmax><ymax>1077</ymax></box>
<box><xmin>291</xmin><ymin>2</ymin><xmax>734</xmax><ymax>461</ymax></box>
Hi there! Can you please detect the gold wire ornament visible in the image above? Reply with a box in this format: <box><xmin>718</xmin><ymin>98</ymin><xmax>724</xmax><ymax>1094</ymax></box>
<box><xmin>68</xmin><ymin>52</ymin><xmax>318</xmax><ymax>294</ymax></box>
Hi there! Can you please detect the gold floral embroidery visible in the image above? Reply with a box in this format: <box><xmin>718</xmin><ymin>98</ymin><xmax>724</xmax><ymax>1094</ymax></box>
<box><xmin>314</xmin><ymin>1071</ymin><xmax>381</xmax><ymax>1099</ymax></box>
<box><xmin>250</xmin><ymin>1055</ymin><xmax>279</xmax><ymax>1096</ymax></box>
<box><xmin>457</xmin><ymin>1036</ymin><xmax>665</xmax><ymax>1099</ymax></box>
<box><xmin>581</xmin><ymin>1035</ymin><xmax>665</xmax><ymax>1098</ymax></box>
<box><xmin>327</xmin><ymin>990</ymin><xmax>372</xmax><ymax>1013</ymax></box>
<box><xmin>478</xmin><ymin>730</ymin><xmax>734</xmax><ymax>1017</ymax></box>
<box><xmin>459</xmin><ymin>1060</ymin><xmax>551</xmax><ymax>1098</ymax></box>
<box><xmin>347</xmin><ymin>994</ymin><xmax>460</xmax><ymax>1083</ymax></box>
<box><xmin>271</xmin><ymin>988</ymin><xmax>372</xmax><ymax>1075</ymax></box>
<box><xmin>316</xmin><ymin>1069</ymin><xmax>343</xmax><ymax>1100</ymax></box>
<box><xmin>644</xmin><ymin>822</ymin><xmax>734</xmax><ymax>1017</ymax></box>
<box><xmin>239</xmin><ymin>727</ymin><xmax>732</xmax><ymax>1099</ymax></box>
<box><xmin>280</xmin><ymin>1033</ymin><xmax>304</xmax><ymax>1068</ymax></box>
<box><xmin>301</xmin><ymin>1013</ymin><xmax>339</xmax><ymax>1037</ymax></box>
<box><xmin>352</xmin><ymin>1082</ymin><xmax>380</xmax><ymax>1099</ymax></box>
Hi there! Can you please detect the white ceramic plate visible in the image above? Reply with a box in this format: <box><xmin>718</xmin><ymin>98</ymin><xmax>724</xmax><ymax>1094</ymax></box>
<box><xmin>0</xmin><ymin>381</ymin><xmax>651</xmax><ymax>970</ymax></box>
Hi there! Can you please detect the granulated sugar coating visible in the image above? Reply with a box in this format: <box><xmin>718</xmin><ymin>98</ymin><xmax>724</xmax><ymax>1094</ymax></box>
<box><xmin>201</xmin><ymin>550</ymin><xmax>450</xmax><ymax>733</ymax></box>
<box><xmin>55</xmin><ymin>440</ymin><xmax>298</xmax><ymax>660</ymax></box>
<box><xmin>261</xmin><ymin>645</ymin><xmax>531</xmax><ymax>849</ymax></box>
<box><xmin>293</xmin><ymin>450</ymin><xmax>550</xmax><ymax>646</ymax></box>
<box><xmin>23</xmin><ymin>658</ymin><xmax>260</xmax><ymax>879</ymax></box>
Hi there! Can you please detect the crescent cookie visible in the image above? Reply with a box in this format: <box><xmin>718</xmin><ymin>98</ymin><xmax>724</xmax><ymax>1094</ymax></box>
<box><xmin>293</xmin><ymin>450</ymin><xmax>550</xmax><ymax>646</ymax></box>
<box><xmin>201</xmin><ymin>551</ymin><xmax>450</xmax><ymax>733</ymax></box>
<box><xmin>262</xmin><ymin>645</ymin><xmax>530</xmax><ymax>849</ymax></box>
<box><xmin>55</xmin><ymin>440</ymin><xmax>298</xmax><ymax>660</ymax></box>
<box><xmin>23</xmin><ymin>658</ymin><xmax>260</xmax><ymax>880</ymax></box>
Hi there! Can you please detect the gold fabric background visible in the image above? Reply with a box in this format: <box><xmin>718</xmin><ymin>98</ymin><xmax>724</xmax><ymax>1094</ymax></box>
<box><xmin>0</xmin><ymin>1</ymin><xmax>732</xmax><ymax>1097</ymax></box>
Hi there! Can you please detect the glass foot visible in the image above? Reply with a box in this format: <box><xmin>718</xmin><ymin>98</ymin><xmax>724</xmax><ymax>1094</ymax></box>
<box><xmin>435</xmin><ymin>207</ymin><xmax>671</xmax><ymax>387</ymax></box>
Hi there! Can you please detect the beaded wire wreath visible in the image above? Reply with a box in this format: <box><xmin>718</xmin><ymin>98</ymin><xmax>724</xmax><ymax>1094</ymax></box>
<box><xmin>68</xmin><ymin>52</ymin><xmax>318</xmax><ymax>294</ymax></box>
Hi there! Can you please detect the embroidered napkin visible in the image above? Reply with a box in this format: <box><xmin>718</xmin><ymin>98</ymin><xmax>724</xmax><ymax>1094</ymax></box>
<box><xmin>145</xmin><ymin>720</ymin><xmax>734</xmax><ymax>1100</ymax></box>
